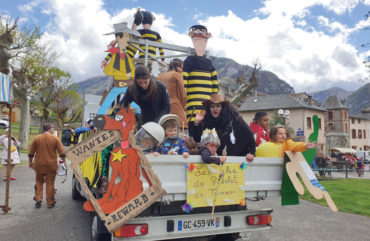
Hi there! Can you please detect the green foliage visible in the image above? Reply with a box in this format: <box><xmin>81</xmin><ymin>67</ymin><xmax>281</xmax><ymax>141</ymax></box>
<box><xmin>301</xmin><ymin>179</ymin><xmax>370</xmax><ymax>217</ymax></box>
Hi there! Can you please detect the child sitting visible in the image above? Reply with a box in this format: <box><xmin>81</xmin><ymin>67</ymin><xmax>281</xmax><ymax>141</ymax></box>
<box><xmin>187</xmin><ymin>137</ymin><xmax>198</xmax><ymax>155</ymax></box>
<box><xmin>269</xmin><ymin>125</ymin><xmax>317</xmax><ymax>157</ymax></box>
<box><xmin>135</xmin><ymin>122</ymin><xmax>164</xmax><ymax>154</ymax></box>
<box><xmin>198</xmin><ymin>128</ymin><xmax>226</xmax><ymax>165</ymax></box>
<box><xmin>158</xmin><ymin>114</ymin><xmax>189</xmax><ymax>158</ymax></box>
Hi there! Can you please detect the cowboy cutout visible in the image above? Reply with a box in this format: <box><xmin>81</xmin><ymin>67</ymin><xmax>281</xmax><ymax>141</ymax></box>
<box><xmin>98</xmin><ymin>22</ymin><xmax>141</xmax><ymax>114</ymax></box>
<box><xmin>182</xmin><ymin>25</ymin><xmax>218</xmax><ymax>122</ymax></box>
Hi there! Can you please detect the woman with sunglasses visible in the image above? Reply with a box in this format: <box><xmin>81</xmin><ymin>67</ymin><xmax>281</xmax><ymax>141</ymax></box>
<box><xmin>189</xmin><ymin>93</ymin><xmax>256</xmax><ymax>162</ymax></box>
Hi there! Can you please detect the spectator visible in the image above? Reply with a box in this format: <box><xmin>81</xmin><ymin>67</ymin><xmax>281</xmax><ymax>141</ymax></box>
<box><xmin>28</xmin><ymin>123</ymin><xmax>65</xmax><ymax>208</ymax></box>
<box><xmin>187</xmin><ymin>137</ymin><xmax>198</xmax><ymax>155</ymax></box>
<box><xmin>157</xmin><ymin>58</ymin><xmax>188</xmax><ymax>130</ymax></box>
<box><xmin>189</xmin><ymin>93</ymin><xmax>255</xmax><ymax>162</ymax></box>
<box><xmin>120</xmin><ymin>65</ymin><xmax>170</xmax><ymax>127</ymax></box>
<box><xmin>0</xmin><ymin>129</ymin><xmax>20</xmax><ymax>181</ymax></box>
<box><xmin>250</xmin><ymin>112</ymin><xmax>270</xmax><ymax>147</ymax></box>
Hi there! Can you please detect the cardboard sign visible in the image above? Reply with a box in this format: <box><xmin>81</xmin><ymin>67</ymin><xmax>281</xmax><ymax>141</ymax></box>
<box><xmin>285</xmin><ymin>151</ymin><xmax>337</xmax><ymax>212</ymax></box>
<box><xmin>67</xmin><ymin>107</ymin><xmax>166</xmax><ymax>232</ymax></box>
<box><xmin>186</xmin><ymin>163</ymin><xmax>245</xmax><ymax>208</ymax></box>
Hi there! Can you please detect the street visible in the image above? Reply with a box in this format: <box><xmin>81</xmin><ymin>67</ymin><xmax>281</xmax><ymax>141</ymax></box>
<box><xmin>0</xmin><ymin>162</ymin><xmax>370</xmax><ymax>241</ymax></box>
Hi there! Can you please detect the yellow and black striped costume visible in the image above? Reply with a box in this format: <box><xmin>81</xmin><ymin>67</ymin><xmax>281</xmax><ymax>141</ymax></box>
<box><xmin>103</xmin><ymin>49</ymin><xmax>135</xmax><ymax>80</ymax></box>
<box><xmin>182</xmin><ymin>55</ymin><xmax>218</xmax><ymax>122</ymax></box>
<box><xmin>126</xmin><ymin>29</ymin><xmax>165</xmax><ymax>61</ymax></box>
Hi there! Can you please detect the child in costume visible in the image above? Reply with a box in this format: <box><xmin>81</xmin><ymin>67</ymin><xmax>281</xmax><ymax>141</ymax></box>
<box><xmin>269</xmin><ymin>125</ymin><xmax>317</xmax><ymax>157</ymax></box>
<box><xmin>158</xmin><ymin>114</ymin><xmax>189</xmax><ymax>158</ymax></box>
<box><xmin>183</xmin><ymin>25</ymin><xmax>218</xmax><ymax>122</ymax></box>
<box><xmin>0</xmin><ymin>129</ymin><xmax>20</xmax><ymax>181</ymax></box>
<box><xmin>197</xmin><ymin>128</ymin><xmax>226</xmax><ymax>165</ymax></box>
<box><xmin>250</xmin><ymin>112</ymin><xmax>270</xmax><ymax>147</ymax></box>
<box><xmin>135</xmin><ymin>122</ymin><xmax>164</xmax><ymax>154</ymax></box>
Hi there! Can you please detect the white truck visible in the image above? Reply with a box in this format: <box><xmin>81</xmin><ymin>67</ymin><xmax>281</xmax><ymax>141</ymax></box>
<box><xmin>72</xmin><ymin>154</ymin><xmax>283</xmax><ymax>241</ymax></box>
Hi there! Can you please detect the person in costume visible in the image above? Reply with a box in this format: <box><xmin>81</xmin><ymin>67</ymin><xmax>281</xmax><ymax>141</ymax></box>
<box><xmin>120</xmin><ymin>65</ymin><xmax>170</xmax><ymax>127</ymax></box>
<box><xmin>182</xmin><ymin>25</ymin><xmax>218</xmax><ymax>123</ymax></box>
<box><xmin>250</xmin><ymin>112</ymin><xmax>270</xmax><ymax>147</ymax></box>
<box><xmin>126</xmin><ymin>10</ymin><xmax>165</xmax><ymax>66</ymax></box>
<box><xmin>135</xmin><ymin>122</ymin><xmax>165</xmax><ymax>154</ymax></box>
<box><xmin>189</xmin><ymin>93</ymin><xmax>255</xmax><ymax>162</ymax></box>
<box><xmin>157</xmin><ymin>58</ymin><xmax>188</xmax><ymax>130</ymax></box>
<box><xmin>157</xmin><ymin>114</ymin><xmax>189</xmax><ymax>158</ymax></box>
<box><xmin>28</xmin><ymin>123</ymin><xmax>65</xmax><ymax>208</ymax></box>
<box><xmin>0</xmin><ymin>129</ymin><xmax>20</xmax><ymax>181</ymax></box>
<box><xmin>269</xmin><ymin>125</ymin><xmax>317</xmax><ymax>157</ymax></box>
<box><xmin>198</xmin><ymin>128</ymin><xmax>226</xmax><ymax>165</ymax></box>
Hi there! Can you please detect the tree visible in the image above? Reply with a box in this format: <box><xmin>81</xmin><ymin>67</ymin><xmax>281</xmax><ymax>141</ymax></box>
<box><xmin>230</xmin><ymin>58</ymin><xmax>262</xmax><ymax>107</ymax></box>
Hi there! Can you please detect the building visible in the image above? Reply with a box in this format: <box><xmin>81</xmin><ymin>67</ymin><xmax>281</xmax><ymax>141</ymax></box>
<box><xmin>238</xmin><ymin>94</ymin><xmax>327</xmax><ymax>152</ymax></box>
<box><xmin>83</xmin><ymin>94</ymin><xmax>101</xmax><ymax>122</ymax></box>
<box><xmin>349</xmin><ymin>108</ymin><xmax>370</xmax><ymax>151</ymax></box>
<box><xmin>321</xmin><ymin>96</ymin><xmax>351</xmax><ymax>153</ymax></box>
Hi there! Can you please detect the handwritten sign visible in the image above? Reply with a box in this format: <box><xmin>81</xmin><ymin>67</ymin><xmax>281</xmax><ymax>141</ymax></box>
<box><xmin>186</xmin><ymin>163</ymin><xmax>245</xmax><ymax>208</ymax></box>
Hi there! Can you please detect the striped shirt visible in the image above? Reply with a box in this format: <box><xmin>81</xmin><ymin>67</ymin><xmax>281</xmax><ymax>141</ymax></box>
<box><xmin>126</xmin><ymin>29</ymin><xmax>165</xmax><ymax>61</ymax></box>
<box><xmin>182</xmin><ymin>56</ymin><xmax>218</xmax><ymax>122</ymax></box>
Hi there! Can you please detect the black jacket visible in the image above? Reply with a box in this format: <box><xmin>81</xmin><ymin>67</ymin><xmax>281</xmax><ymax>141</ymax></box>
<box><xmin>189</xmin><ymin>103</ymin><xmax>256</xmax><ymax>156</ymax></box>
<box><xmin>121</xmin><ymin>80</ymin><xmax>170</xmax><ymax>125</ymax></box>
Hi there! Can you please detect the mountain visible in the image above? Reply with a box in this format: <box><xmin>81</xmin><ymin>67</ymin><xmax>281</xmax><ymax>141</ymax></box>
<box><xmin>211</xmin><ymin>57</ymin><xmax>295</xmax><ymax>95</ymax></box>
<box><xmin>77</xmin><ymin>56</ymin><xmax>295</xmax><ymax>96</ymax></box>
<box><xmin>311</xmin><ymin>87</ymin><xmax>352</xmax><ymax>104</ymax></box>
<box><xmin>347</xmin><ymin>83</ymin><xmax>370</xmax><ymax>115</ymax></box>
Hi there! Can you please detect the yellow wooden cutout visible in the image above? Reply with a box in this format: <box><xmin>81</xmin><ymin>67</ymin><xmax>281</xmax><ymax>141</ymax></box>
<box><xmin>285</xmin><ymin>151</ymin><xmax>338</xmax><ymax>212</ymax></box>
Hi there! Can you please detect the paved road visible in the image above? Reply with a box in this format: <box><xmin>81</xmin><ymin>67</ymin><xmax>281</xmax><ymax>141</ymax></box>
<box><xmin>1</xmin><ymin>161</ymin><xmax>370</xmax><ymax>241</ymax></box>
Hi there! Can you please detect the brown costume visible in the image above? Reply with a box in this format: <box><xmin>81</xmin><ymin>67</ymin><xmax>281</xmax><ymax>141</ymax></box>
<box><xmin>158</xmin><ymin>70</ymin><xmax>188</xmax><ymax>129</ymax></box>
<box><xmin>29</xmin><ymin>130</ymin><xmax>65</xmax><ymax>206</ymax></box>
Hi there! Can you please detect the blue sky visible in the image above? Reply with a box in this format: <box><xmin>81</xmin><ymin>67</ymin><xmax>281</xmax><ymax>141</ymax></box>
<box><xmin>1</xmin><ymin>0</ymin><xmax>370</xmax><ymax>92</ymax></box>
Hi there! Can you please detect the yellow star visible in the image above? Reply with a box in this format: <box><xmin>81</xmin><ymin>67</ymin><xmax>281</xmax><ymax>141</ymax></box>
<box><xmin>111</xmin><ymin>149</ymin><xmax>127</xmax><ymax>163</ymax></box>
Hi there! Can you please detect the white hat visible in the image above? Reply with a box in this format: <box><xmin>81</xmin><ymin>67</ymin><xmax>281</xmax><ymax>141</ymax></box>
<box><xmin>200</xmin><ymin>128</ymin><xmax>220</xmax><ymax>147</ymax></box>
<box><xmin>141</xmin><ymin>122</ymin><xmax>165</xmax><ymax>143</ymax></box>
<box><xmin>158</xmin><ymin>114</ymin><xmax>180</xmax><ymax>126</ymax></box>
<box><xmin>104</xmin><ymin>22</ymin><xmax>141</xmax><ymax>37</ymax></box>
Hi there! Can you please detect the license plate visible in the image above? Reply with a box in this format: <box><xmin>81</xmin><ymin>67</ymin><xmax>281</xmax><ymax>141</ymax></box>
<box><xmin>178</xmin><ymin>217</ymin><xmax>220</xmax><ymax>231</ymax></box>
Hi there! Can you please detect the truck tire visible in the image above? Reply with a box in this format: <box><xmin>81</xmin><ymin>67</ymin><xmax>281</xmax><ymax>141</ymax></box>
<box><xmin>72</xmin><ymin>174</ymin><xmax>83</xmax><ymax>200</ymax></box>
<box><xmin>91</xmin><ymin>213</ymin><xmax>112</xmax><ymax>241</ymax></box>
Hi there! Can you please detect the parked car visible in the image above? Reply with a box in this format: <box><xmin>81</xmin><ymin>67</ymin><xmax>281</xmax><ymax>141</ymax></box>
<box><xmin>2</xmin><ymin>114</ymin><xmax>8</xmax><ymax>120</ymax></box>
<box><xmin>0</xmin><ymin>119</ymin><xmax>9</xmax><ymax>129</ymax></box>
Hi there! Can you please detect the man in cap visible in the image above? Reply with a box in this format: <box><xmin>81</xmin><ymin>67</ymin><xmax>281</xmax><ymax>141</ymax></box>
<box><xmin>182</xmin><ymin>25</ymin><xmax>218</xmax><ymax>123</ymax></box>
<box><xmin>29</xmin><ymin>123</ymin><xmax>65</xmax><ymax>208</ymax></box>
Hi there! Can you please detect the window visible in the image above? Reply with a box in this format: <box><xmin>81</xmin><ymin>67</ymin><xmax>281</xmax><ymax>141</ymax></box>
<box><xmin>351</xmin><ymin>118</ymin><xmax>355</xmax><ymax>124</ymax></box>
<box><xmin>329</xmin><ymin>123</ymin><xmax>333</xmax><ymax>130</ymax></box>
<box><xmin>358</xmin><ymin>130</ymin><xmax>362</xmax><ymax>139</ymax></box>
<box><xmin>307</xmin><ymin>117</ymin><xmax>312</xmax><ymax>129</ymax></box>
<box><xmin>328</xmin><ymin>111</ymin><xmax>333</xmax><ymax>120</ymax></box>
<box><xmin>345</xmin><ymin>123</ymin><xmax>348</xmax><ymax>132</ymax></box>
<box><xmin>358</xmin><ymin>119</ymin><xmax>361</xmax><ymax>124</ymax></box>
<box><xmin>318</xmin><ymin>118</ymin><xmax>322</xmax><ymax>129</ymax></box>
<box><xmin>89</xmin><ymin>113</ymin><xmax>97</xmax><ymax>119</ymax></box>
<box><xmin>352</xmin><ymin>129</ymin><xmax>356</xmax><ymax>139</ymax></box>
<box><xmin>364</xmin><ymin>130</ymin><xmax>366</xmax><ymax>139</ymax></box>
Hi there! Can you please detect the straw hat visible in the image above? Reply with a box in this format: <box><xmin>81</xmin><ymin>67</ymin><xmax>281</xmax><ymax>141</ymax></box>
<box><xmin>104</xmin><ymin>22</ymin><xmax>141</xmax><ymax>37</ymax></box>
<box><xmin>202</xmin><ymin>93</ymin><xmax>228</xmax><ymax>107</ymax></box>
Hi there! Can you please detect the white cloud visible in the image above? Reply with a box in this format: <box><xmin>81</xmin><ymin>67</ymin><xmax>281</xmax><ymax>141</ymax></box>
<box><xmin>29</xmin><ymin>0</ymin><xmax>368</xmax><ymax>92</ymax></box>
<box><xmin>17</xmin><ymin>0</ymin><xmax>42</xmax><ymax>13</ymax></box>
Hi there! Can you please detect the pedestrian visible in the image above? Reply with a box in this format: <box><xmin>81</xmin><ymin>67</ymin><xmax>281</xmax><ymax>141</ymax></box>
<box><xmin>157</xmin><ymin>58</ymin><xmax>188</xmax><ymax>130</ymax></box>
<box><xmin>189</xmin><ymin>93</ymin><xmax>255</xmax><ymax>162</ymax></box>
<box><xmin>0</xmin><ymin>129</ymin><xmax>20</xmax><ymax>181</ymax></box>
<box><xmin>120</xmin><ymin>65</ymin><xmax>170</xmax><ymax>127</ymax></box>
<box><xmin>250</xmin><ymin>112</ymin><xmax>270</xmax><ymax>147</ymax></box>
<box><xmin>28</xmin><ymin>123</ymin><xmax>66</xmax><ymax>208</ymax></box>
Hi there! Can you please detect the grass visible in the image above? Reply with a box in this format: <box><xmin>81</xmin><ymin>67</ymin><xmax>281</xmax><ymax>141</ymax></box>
<box><xmin>300</xmin><ymin>179</ymin><xmax>370</xmax><ymax>217</ymax></box>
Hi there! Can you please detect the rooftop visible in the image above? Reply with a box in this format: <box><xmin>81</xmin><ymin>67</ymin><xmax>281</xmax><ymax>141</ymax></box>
<box><xmin>238</xmin><ymin>94</ymin><xmax>327</xmax><ymax>112</ymax></box>
<box><xmin>321</xmin><ymin>95</ymin><xmax>349</xmax><ymax>110</ymax></box>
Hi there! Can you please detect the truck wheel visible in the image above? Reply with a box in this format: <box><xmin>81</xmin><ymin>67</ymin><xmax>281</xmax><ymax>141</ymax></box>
<box><xmin>72</xmin><ymin>174</ymin><xmax>83</xmax><ymax>200</ymax></box>
<box><xmin>91</xmin><ymin>213</ymin><xmax>112</xmax><ymax>241</ymax></box>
